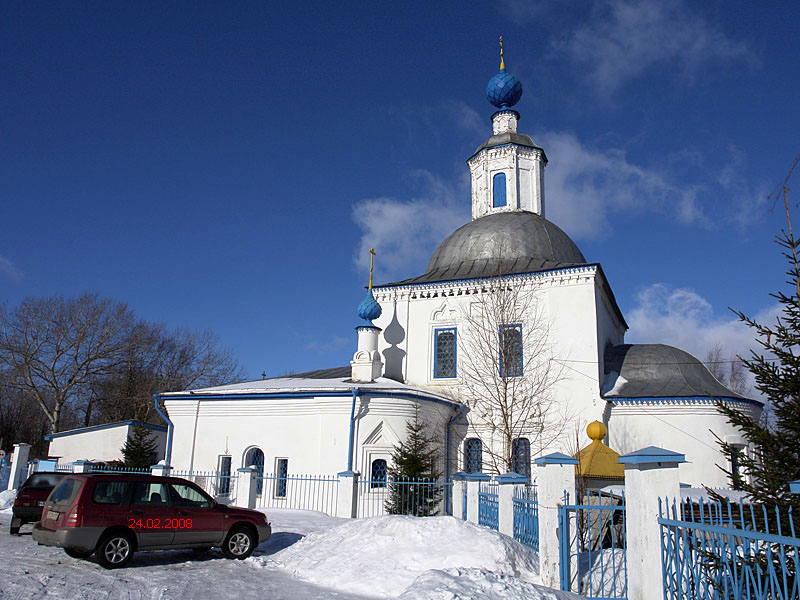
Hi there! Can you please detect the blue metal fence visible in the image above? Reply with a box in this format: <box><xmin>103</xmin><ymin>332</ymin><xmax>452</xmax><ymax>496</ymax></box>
<box><xmin>257</xmin><ymin>473</ymin><xmax>339</xmax><ymax>515</ymax></box>
<box><xmin>478</xmin><ymin>482</ymin><xmax>499</xmax><ymax>530</ymax></box>
<box><xmin>513</xmin><ymin>483</ymin><xmax>539</xmax><ymax>551</ymax></box>
<box><xmin>462</xmin><ymin>483</ymin><xmax>468</xmax><ymax>521</ymax></box>
<box><xmin>357</xmin><ymin>477</ymin><xmax>450</xmax><ymax>518</ymax></box>
<box><xmin>89</xmin><ymin>465</ymin><xmax>152</xmax><ymax>474</ymax></box>
<box><xmin>660</xmin><ymin>497</ymin><xmax>799</xmax><ymax>600</ymax></box>
<box><xmin>559</xmin><ymin>490</ymin><xmax>627</xmax><ymax>599</ymax></box>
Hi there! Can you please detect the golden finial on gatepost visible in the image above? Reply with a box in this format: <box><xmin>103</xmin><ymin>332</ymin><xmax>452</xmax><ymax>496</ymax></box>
<box><xmin>499</xmin><ymin>36</ymin><xmax>505</xmax><ymax>70</ymax></box>
<box><xmin>368</xmin><ymin>248</ymin><xmax>376</xmax><ymax>290</ymax></box>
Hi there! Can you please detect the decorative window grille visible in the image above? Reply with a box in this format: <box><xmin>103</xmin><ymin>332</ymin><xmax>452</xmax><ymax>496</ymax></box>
<box><xmin>464</xmin><ymin>438</ymin><xmax>483</xmax><ymax>473</ymax></box>
<box><xmin>434</xmin><ymin>328</ymin><xmax>457</xmax><ymax>378</ymax></box>
<box><xmin>511</xmin><ymin>438</ymin><xmax>531</xmax><ymax>478</ymax></box>
<box><xmin>275</xmin><ymin>458</ymin><xmax>288</xmax><ymax>498</ymax></box>
<box><xmin>244</xmin><ymin>447</ymin><xmax>265</xmax><ymax>495</ymax></box>
<box><xmin>493</xmin><ymin>172</ymin><xmax>507</xmax><ymax>207</ymax></box>
<box><xmin>371</xmin><ymin>459</ymin><xmax>388</xmax><ymax>488</ymax></box>
<box><xmin>217</xmin><ymin>455</ymin><xmax>232</xmax><ymax>496</ymax></box>
<box><xmin>500</xmin><ymin>324</ymin><xmax>523</xmax><ymax>377</ymax></box>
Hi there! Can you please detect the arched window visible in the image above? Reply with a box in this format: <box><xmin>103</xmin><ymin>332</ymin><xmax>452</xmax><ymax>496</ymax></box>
<box><xmin>464</xmin><ymin>438</ymin><xmax>482</xmax><ymax>473</ymax></box>
<box><xmin>511</xmin><ymin>438</ymin><xmax>531</xmax><ymax>479</ymax></box>
<box><xmin>371</xmin><ymin>459</ymin><xmax>388</xmax><ymax>488</ymax></box>
<box><xmin>244</xmin><ymin>447</ymin><xmax>265</xmax><ymax>495</ymax></box>
<box><xmin>434</xmin><ymin>327</ymin><xmax>457</xmax><ymax>378</ymax></box>
<box><xmin>493</xmin><ymin>173</ymin><xmax>507</xmax><ymax>208</ymax></box>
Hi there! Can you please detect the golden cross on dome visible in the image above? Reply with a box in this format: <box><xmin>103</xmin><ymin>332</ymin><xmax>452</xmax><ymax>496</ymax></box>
<box><xmin>368</xmin><ymin>248</ymin><xmax>376</xmax><ymax>290</ymax></box>
<box><xmin>499</xmin><ymin>36</ymin><xmax>505</xmax><ymax>70</ymax></box>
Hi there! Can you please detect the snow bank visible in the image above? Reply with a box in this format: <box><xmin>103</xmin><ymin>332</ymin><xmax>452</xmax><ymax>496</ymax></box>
<box><xmin>0</xmin><ymin>489</ymin><xmax>16</xmax><ymax>510</ymax></box>
<box><xmin>255</xmin><ymin>515</ymin><xmax>540</xmax><ymax>598</ymax></box>
<box><xmin>398</xmin><ymin>567</ymin><xmax>582</xmax><ymax>600</ymax></box>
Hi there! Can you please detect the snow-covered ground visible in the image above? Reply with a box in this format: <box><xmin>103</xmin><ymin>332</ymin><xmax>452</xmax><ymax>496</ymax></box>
<box><xmin>0</xmin><ymin>503</ymin><xmax>580</xmax><ymax>599</ymax></box>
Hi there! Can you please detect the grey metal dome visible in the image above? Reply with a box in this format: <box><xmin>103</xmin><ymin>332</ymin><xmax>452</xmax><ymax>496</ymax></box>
<box><xmin>390</xmin><ymin>212</ymin><xmax>587</xmax><ymax>285</ymax></box>
<box><xmin>603</xmin><ymin>344</ymin><xmax>749</xmax><ymax>400</ymax></box>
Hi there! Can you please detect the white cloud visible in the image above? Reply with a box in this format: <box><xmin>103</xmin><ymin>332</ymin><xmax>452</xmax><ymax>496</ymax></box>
<box><xmin>0</xmin><ymin>255</ymin><xmax>22</xmax><ymax>281</ymax></box>
<box><xmin>352</xmin><ymin>170</ymin><xmax>469</xmax><ymax>283</ymax></box>
<box><xmin>626</xmin><ymin>283</ymin><xmax>779</xmax><ymax>384</ymax></box>
<box><xmin>539</xmin><ymin>130</ymin><xmax>706</xmax><ymax>237</ymax></box>
<box><xmin>555</xmin><ymin>0</ymin><xmax>757</xmax><ymax>93</ymax></box>
<box><xmin>305</xmin><ymin>336</ymin><xmax>350</xmax><ymax>354</ymax></box>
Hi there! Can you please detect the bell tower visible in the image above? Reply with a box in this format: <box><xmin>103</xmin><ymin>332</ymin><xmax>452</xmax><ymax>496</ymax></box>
<box><xmin>468</xmin><ymin>38</ymin><xmax>547</xmax><ymax>221</ymax></box>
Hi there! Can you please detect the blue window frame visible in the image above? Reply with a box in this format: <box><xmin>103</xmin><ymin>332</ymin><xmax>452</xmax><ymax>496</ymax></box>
<box><xmin>434</xmin><ymin>327</ymin><xmax>457</xmax><ymax>378</ymax></box>
<box><xmin>371</xmin><ymin>459</ymin><xmax>387</xmax><ymax>488</ymax></box>
<box><xmin>244</xmin><ymin>447</ymin><xmax>265</xmax><ymax>495</ymax></box>
<box><xmin>275</xmin><ymin>458</ymin><xmax>288</xmax><ymax>498</ymax></box>
<box><xmin>493</xmin><ymin>172</ymin><xmax>507</xmax><ymax>208</ymax></box>
<box><xmin>511</xmin><ymin>438</ymin><xmax>531</xmax><ymax>478</ymax></box>
<box><xmin>464</xmin><ymin>438</ymin><xmax>482</xmax><ymax>473</ymax></box>
<box><xmin>500</xmin><ymin>324</ymin><xmax>523</xmax><ymax>377</ymax></box>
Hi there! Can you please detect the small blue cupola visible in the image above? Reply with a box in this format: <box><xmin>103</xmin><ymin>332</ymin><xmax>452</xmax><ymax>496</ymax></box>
<box><xmin>357</xmin><ymin>289</ymin><xmax>382</xmax><ymax>324</ymax></box>
<box><xmin>485</xmin><ymin>36</ymin><xmax>522</xmax><ymax>110</ymax></box>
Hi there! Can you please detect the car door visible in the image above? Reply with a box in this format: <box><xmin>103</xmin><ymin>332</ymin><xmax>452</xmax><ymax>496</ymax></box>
<box><xmin>128</xmin><ymin>481</ymin><xmax>176</xmax><ymax>548</ymax></box>
<box><xmin>168</xmin><ymin>481</ymin><xmax>225</xmax><ymax>546</ymax></box>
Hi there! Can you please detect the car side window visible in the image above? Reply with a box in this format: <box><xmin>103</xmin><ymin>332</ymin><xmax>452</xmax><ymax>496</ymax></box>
<box><xmin>130</xmin><ymin>482</ymin><xmax>169</xmax><ymax>507</ymax></box>
<box><xmin>168</xmin><ymin>483</ymin><xmax>213</xmax><ymax>509</ymax></box>
<box><xmin>92</xmin><ymin>480</ymin><xmax>129</xmax><ymax>505</ymax></box>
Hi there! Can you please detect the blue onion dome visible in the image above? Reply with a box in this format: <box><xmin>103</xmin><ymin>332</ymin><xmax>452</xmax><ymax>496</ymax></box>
<box><xmin>357</xmin><ymin>289</ymin><xmax>382</xmax><ymax>323</ymax></box>
<box><xmin>486</xmin><ymin>70</ymin><xmax>523</xmax><ymax>109</ymax></box>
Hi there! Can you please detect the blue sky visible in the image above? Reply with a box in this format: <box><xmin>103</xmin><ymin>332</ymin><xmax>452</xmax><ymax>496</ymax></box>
<box><xmin>1</xmin><ymin>1</ymin><xmax>797</xmax><ymax>381</ymax></box>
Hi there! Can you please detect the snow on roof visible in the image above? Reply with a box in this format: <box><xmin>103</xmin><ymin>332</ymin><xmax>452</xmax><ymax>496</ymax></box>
<box><xmin>160</xmin><ymin>370</ymin><xmax>460</xmax><ymax>406</ymax></box>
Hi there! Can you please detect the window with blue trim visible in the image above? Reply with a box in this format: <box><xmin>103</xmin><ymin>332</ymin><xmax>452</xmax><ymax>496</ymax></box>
<box><xmin>500</xmin><ymin>324</ymin><xmax>523</xmax><ymax>377</ymax></box>
<box><xmin>464</xmin><ymin>438</ymin><xmax>482</xmax><ymax>473</ymax></box>
<box><xmin>371</xmin><ymin>459</ymin><xmax>387</xmax><ymax>488</ymax></box>
<box><xmin>434</xmin><ymin>328</ymin><xmax>457</xmax><ymax>378</ymax></box>
<box><xmin>511</xmin><ymin>438</ymin><xmax>531</xmax><ymax>478</ymax></box>
<box><xmin>493</xmin><ymin>173</ymin><xmax>507</xmax><ymax>207</ymax></box>
<box><xmin>275</xmin><ymin>458</ymin><xmax>288</xmax><ymax>498</ymax></box>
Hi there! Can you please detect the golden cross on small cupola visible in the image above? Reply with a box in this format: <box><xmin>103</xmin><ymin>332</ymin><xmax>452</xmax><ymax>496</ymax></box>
<box><xmin>368</xmin><ymin>248</ymin><xmax>376</xmax><ymax>290</ymax></box>
<box><xmin>499</xmin><ymin>36</ymin><xmax>505</xmax><ymax>70</ymax></box>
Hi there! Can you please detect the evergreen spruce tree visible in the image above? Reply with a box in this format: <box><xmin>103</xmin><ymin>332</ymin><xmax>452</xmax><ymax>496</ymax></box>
<box><xmin>121</xmin><ymin>425</ymin><xmax>158</xmax><ymax>468</ymax></box>
<box><xmin>385</xmin><ymin>406</ymin><xmax>442</xmax><ymax>516</ymax></box>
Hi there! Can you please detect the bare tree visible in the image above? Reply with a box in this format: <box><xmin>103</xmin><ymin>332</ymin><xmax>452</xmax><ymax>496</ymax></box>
<box><xmin>703</xmin><ymin>342</ymin><xmax>749</xmax><ymax>396</ymax></box>
<box><xmin>458</xmin><ymin>260</ymin><xmax>567</xmax><ymax>473</ymax></box>
<box><xmin>0</xmin><ymin>294</ymin><xmax>136</xmax><ymax>434</ymax></box>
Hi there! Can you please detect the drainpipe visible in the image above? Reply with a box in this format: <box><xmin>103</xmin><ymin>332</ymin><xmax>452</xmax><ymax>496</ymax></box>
<box><xmin>347</xmin><ymin>388</ymin><xmax>360</xmax><ymax>472</ymax></box>
<box><xmin>445</xmin><ymin>404</ymin><xmax>466</xmax><ymax>510</ymax></box>
<box><xmin>153</xmin><ymin>394</ymin><xmax>174</xmax><ymax>465</ymax></box>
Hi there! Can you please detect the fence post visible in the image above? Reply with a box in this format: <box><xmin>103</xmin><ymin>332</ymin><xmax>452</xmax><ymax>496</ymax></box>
<box><xmin>464</xmin><ymin>472</ymin><xmax>490</xmax><ymax>524</ymax></box>
<box><xmin>7</xmin><ymin>443</ymin><xmax>31</xmax><ymax>490</ymax></box>
<box><xmin>71</xmin><ymin>460</ymin><xmax>94</xmax><ymax>474</ymax></box>
<box><xmin>336</xmin><ymin>470</ymin><xmax>359</xmax><ymax>518</ymax></box>
<box><xmin>452</xmin><ymin>472</ymin><xmax>467</xmax><ymax>520</ymax></box>
<box><xmin>235</xmin><ymin>466</ymin><xmax>258</xmax><ymax>509</ymax></box>
<box><xmin>151</xmin><ymin>463</ymin><xmax>172</xmax><ymax>477</ymax></box>
<box><xmin>534</xmin><ymin>452</ymin><xmax>577</xmax><ymax>589</ymax></box>
<box><xmin>619</xmin><ymin>446</ymin><xmax>685</xmax><ymax>600</ymax></box>
<box><xmin>496</xmin><ymin>472</ymin><xmax>526</xmax><ymax>537</ymax></box>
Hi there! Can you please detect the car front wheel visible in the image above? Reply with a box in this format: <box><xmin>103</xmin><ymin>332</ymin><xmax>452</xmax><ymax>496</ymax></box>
<box><xmin>96</xmin><ymin>532</ymin><xmax>134</xmax><ymax>569</ymax></box>
<box><xmin>221</xmin><ymin>526</ymin><xmax>256</xmax><ymax>560</ymax></box>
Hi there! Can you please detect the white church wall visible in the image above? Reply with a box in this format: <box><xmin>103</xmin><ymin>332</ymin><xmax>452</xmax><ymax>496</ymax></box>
<box><xmin>606</xmin><ymin>401</ymin><xmax>761</xmax><ymax>488</ymax></box>
<box><xmin>164</xmin><ymin>394</ymin><xmax>455</xmax><ymax>478</ymax></box>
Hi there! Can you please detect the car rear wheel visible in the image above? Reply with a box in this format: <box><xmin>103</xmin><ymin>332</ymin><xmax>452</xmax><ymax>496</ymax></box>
<box><xmin>96</xmin><ymin>532</ymin><xmax>134</xmax><ymax>569</ymax></box>
<box><xmin>64</xmin><ymin>548</ymin><xmax>93</xmax><ymax>559</ymax></box>
<box><xmin>8</xmin><ymin>523</ymin><xmax>20</xmax><ymax>536</ymax></box>
<box><xmin>221</xmin><ymin>526</ymin><xmax>256</xmax><ymax>560</ymax></box>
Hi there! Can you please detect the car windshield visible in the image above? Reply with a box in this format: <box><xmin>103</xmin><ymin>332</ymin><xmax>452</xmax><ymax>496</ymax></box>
<box><xmin>22</xmin><ymin>473</ymin><xmax>66</xmax><ymax>489</ymax></box>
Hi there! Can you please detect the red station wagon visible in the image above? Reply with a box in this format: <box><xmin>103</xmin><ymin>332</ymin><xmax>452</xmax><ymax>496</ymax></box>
<box><xmin>33</xmin><ymin>474</ymin><xmax>271</xmax><ymax>568</ymax></box>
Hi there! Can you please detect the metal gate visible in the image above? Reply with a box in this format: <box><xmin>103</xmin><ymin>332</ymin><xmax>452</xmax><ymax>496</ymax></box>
<box><xmin>558</xmin><ymin>490</ymin><xmax>627</xmax><ymax>599</ymax></box>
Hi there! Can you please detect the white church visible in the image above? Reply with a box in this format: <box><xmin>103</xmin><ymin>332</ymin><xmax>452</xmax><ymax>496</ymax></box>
<box><xmin>159</xmin><ymin>52</ymin><xmax>761</xmax><ymax>490</ymax></box>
